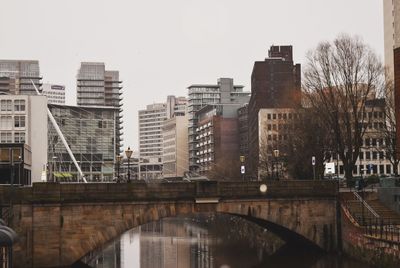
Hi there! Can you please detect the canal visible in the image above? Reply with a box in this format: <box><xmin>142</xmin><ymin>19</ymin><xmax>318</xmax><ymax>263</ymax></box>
<box><xmin>77</xmin><ymin>214</ymin><xmax>373</xmax><ymax>268</ymax></box>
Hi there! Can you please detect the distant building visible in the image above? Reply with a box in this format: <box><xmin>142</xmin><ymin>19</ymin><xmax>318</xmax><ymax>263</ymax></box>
<box><xmin>384</xmin><ymin>0</ymin><xmax>400</xmax><ymax>80</ymax></box>
<box><xmin>162</xmin><ymin>114</ymin><xmax>188</xmax><ymax>178</ymax></box>
<box><xmin>166</xmin><ymin>95</ymin><xmax>187</xmax><ymax>118</ymax></box>
<box><xmin>138</xmin><ymin>103</ymin><xmax>167</xmax><ymax>179</ymax></box>
<box><xmin>238</xmin><ymin>104</ymin><xmax>249</xmax><ymax>165</ymax></box>
<box><xmin>0</xmin><ymin>60</ymin><xmax>42</xmax><ymax>95</ymax></box>
<box><xmin>187</xmin><ymin>78</ymin><xmax>250</xmax><ymax>173</ymax></box>
<box><xmin>0</xmin><ymin>95</ymin><xmax>48</xmax><ymax>184</ymax></box>
<box><xmin>258</xmin><ymin>108</ymin><xmax>298</xmax><ymax>180</ymax></box>
<box><xmin>77</xmin><ymin>62</ymin><xmax>123</xmax><ymax>153</ymax></box>
<box><xmin>195</xmin><ymin>104</ymin><xmax>242</xmax><ymax>178</ymax></box>
<box><xmin>42</xmin><ymin>84</ymin><xmax>65</xmax><ymax>104</ymax></box>
<box><xmin>327</xmin><ymin>99</ymin><xmax>396</xmax><ymax>177</ymax></box>
<box><xmin>248</xmin><ymin>45</ymin><xmax>301</xmax><ymax>179</ymax></box>
<box><xmin>48</xmin><ymin>104</ymin><xmax>118</xmax><ymax>182</ymax></box>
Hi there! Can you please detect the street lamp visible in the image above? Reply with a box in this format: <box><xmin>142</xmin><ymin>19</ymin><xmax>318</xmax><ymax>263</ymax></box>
<box><xmin>273</xmin><ymin>149</ymin><xmax>279</xmax><ymax>180</ymax></box>
<box><xmin>125</xmin><ymin>147</ymin><xmax>133</xmax><ymax>183</ymax></box>
<box><xmin>116</xmin><ymin>155</ymin><xmax>123</xmax><ymax>183</ymax></box>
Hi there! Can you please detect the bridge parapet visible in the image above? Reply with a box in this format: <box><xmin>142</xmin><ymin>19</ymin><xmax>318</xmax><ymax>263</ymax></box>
<box><xmin>0</xmin><ymin>180</ymin><xmax>338</xmax><ymax>204</ymax></box>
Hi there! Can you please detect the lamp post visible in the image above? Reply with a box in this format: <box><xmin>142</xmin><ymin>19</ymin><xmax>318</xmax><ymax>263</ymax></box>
<box><xmin>273</xmin><ymin>149</ymin><xmax>279</xmax><ymax>180</ymax></box>
<box><xmin>116</xmin><ymin>155</ymin><xmax>123</xmax><ymax>183</ymax></box>
<box><xmin>125</xmin><ymin>147</ymin><xmax>133</xmax><ymax>183</ymax></box>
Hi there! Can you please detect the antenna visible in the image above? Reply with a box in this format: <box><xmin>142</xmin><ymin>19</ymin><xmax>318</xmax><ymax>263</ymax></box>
<box><xmin>31</xmin><ymin>80</ymin><xmax>87</xmax><ymax>183</ymax></box>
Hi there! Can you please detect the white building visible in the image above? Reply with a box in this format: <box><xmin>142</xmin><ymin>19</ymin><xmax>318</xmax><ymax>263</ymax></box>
<box><xmin>383</xmin><ymin>0</ymin><xmax>400</xmax><ymax>80</ymax></box>
<box><xmin>0</xmin><ymin>95</ymin><xmax>48</xmax><ymax>183</ymax></box>
<box><xmin>138</xmin><ymin>103</ymin><xmax>167</xmax><ymax>179</ymax></box>
<box><xmin>42</xmin><ymin>84</ymin><xmax>65</xmax><ymax>104</ymax></box>
<box><xmin>162</xmin><ymin>114</ymin><xmax>189</xmax><ymax>178</ymax></box>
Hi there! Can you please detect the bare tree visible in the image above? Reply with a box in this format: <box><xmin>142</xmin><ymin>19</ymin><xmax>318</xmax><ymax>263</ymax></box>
<box><xmin>303</xmin><ymin>34</ymin><xmax>386</xmax><ymax>180</ymax></box>
<box><xmin>286</xmin><ymin>106</ymin><xmax>333</xmax><ymax>180</ymax></box>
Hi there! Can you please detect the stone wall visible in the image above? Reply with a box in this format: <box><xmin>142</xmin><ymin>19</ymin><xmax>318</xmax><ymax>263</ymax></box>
<box><xmin>0</xmin><ymin>181</ymin><xmax>338</xmax><ymax>267</ymax></box>
<box><xmin>341</xmin><ymin>205</ymin><xmax>400</xmax><ymax>267</ymax></box>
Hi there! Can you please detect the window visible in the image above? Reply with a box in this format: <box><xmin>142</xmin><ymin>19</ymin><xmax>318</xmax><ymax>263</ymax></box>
<box><xmin>267</xmin><ymin>124</ymin><xmax>271</xmax><ymax>131</ymax></box>
<box><xmin>386</xmin><ymin>165</ymin><xmax>391</xmax><ymax>174</ymax></box>
<box><xmin>366</xmin><ymin>151</ymin><xmax>371</xmax><ymax>160</ymax></box>
<box><xmin>0</xmin><ymin>132</ymin><xmax>12</xmax><ymax>143</ymax></box>
<box><xmin>359</xmin><ymin>152</ymin><xmax>364</xmax><ymax>160</ymax></box>
<box><xmin>14</xmin><ymin>132</ymin><xmax>25</xmax><ymax>143</ymax></box>
<box><xmin>0</xmin><ymin>116</ymin><xmax>12</xmax><ymax>129</ymax></box>
<box><xmin>372</xmin><ymin>138</ymin><xmax>377</xmax><ymax>146</ymax></box>
<box><xmin>379</xmin><ymin>151</ymin><xmax>384</xmax><ymax>160</ymax></box>
<box><xmin>272</xmin><ymin>114</ymin><xmax>276</xmax><ymax>120</ymax></box>
<box><xmin>14</xmin><ymin>100</ymin><xmax>25</xmax><ymax>111</ymax></box>
<box><xmin>372</xmin><ymin>152</ymin><xmax>377</xmax><ymax>160</ymax></box>
<box><xmin>14</xmin><ymin>116</ymin><xmax>25</xmax><ymax>128</ymax></box>
<box><xmin>0</xmin><ymin>100</ymin><xmax>12</xmax><ymax>112</ymax></box>
<box><xmin>267</xmin><ymin>114</ymin><xmax>271</xmax><ymax>120</ymax></box>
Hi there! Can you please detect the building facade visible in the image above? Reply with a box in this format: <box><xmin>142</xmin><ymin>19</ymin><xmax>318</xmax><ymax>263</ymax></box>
<box><xmin>195</xmin><ymin>104</ymin><xmax>242</xmax><ymax>178</ymax></box>
<box><xmin>48</xmin><ymin>104</ymin><xmax>118</xmax><ymax>182</ymax></box>
<box><xmin>138</xmin><ymin>103</ymin><xmax>167</xmax><ymax>179</ymax></box>
<box><xmin>42</xmin><ymin>84</ymin><xmax>65</xmax><ymax>104</ymax></box>
<box><xmin>187</xmin><ymin>78</ymin><xmax>250</xmax><ymax>173</ymax></box>
<box><xmin>258</xmin><ymin>108</ymin><xmax>298</xmax><ymax>180</ymax></box>
<box><xmin>0</xmin><ymin>95</ymin><xmax>47</xmax><ymax>183</ymax></box>
<box><xmin>162</xmin><ymin>114</ymin><xmax>189</xmax><ymax>178</ymax></box>
<box><xmin>0</xmin><ymin>60</ymin><xmax>42</xmax><ymax>95</ymax></box>
<box><xmin>238</xmin><ymin>104</ymin><xmax>249</xmax><ymax>164</ymax></box>
<box><xmin>384</xmin><ymin>0</ymin><xmax>400</xmax><ymax>80</ymax></box>
<box><xmin>77</xmin><ymin>62</ymin><xmax>123</xmax><ymax>153</ymax></box>
<box><xmin>248</xmin><ymin>45</ymin><xmax>301</xmax><ymax>179</ymax></box>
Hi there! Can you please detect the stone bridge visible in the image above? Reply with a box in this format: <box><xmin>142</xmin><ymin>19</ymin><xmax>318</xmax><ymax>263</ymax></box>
<box><xmin>0</xmin><ymin>180</ymin><xmax>339</xmax><ymax>267</ymax></box>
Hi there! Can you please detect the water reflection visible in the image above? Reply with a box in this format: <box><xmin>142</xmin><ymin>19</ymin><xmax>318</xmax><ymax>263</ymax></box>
<box><xmin>79</xmin><ymin>214</ymin><xmax>372</xmax><ymax>268</ymax></box>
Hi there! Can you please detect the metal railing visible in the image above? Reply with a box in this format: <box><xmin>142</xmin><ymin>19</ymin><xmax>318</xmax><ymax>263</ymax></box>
<box><xmin>364</xmin><ymin>218</ymin><xmax>400</xmax><ymax>242</ymax></box>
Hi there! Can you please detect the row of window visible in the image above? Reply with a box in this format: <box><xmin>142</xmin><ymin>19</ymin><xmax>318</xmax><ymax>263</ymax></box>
<box><xmin>0</xmin><ymin>132</ymin><xmax>25</xmax><ymax>143</ymax></box>
<box><xmin>0</xmin><ymin>115</ymin><xmax>26</xmax><ymax>128</ymax></box>
<box><xmin>0</xmin><ymin>99</ymin><xmax>25</xmax><ymax>112</ymax></box>
<box><xmin>266</xmin><ymin>112</ymin><xmax>300</xmax><ymax>120</ymax></box>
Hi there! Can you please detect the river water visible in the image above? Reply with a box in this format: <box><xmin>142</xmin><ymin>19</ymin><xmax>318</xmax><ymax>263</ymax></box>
<box><xmin>79</xmin><ymin>214</ymin><xmax>373</xmax><ymax>268</ymax></box>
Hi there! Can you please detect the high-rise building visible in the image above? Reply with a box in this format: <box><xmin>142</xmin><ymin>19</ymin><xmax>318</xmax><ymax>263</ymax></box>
<box><xmin>138</xmin><ymin>103</ymin><xmax>167</xmax><ymax>179</ymax></box>
<box><xmin>0</xmin><ymin>60</ymin><xmax>42</xmax><ymax>95</ymax></box>
<box><xmin>42</xmin><ymin>84</ymin><xmax>65</xmax><ymax>104</ymax></box>
<box><xmin>195</xmin><ymin>103</ymin><xmax>242</xmax><ymax>177</ymax></box>
<box><xmin>248</xmin><ymin>45</ymin><xmax>301</xmax><ymax>179</ymax></box>
<box><xmin>166</xmin><ymin>95</ymin><xmax>187</xmax><ymax>118</ymax></box>
<box><xmin>77</xmin><ymin>62</ymin><xmax>123</xmax><ymax>153</ymax></box>
<box><xmin>187</xmin><ymin>78</ymin><xmax>250</xmax><ymax>172</ymax></box>
<box><xmin>384</xmin><ymin>0</ymin><xmax>400</xmax><ymax>80</ymax></box>
<box><xmin>162</xmin><ymin>114</ymin><xmax>189</xmax><ymax>178</ymax></box>
<box><xmin>48</xmin><ymin>104</ymin><xmax>118</xmax><ymax>182</ymax></box>
<box><xmin>0</xmin><ymin>95</ymin><xmax>48</xmax><ymax>184</ymax></box>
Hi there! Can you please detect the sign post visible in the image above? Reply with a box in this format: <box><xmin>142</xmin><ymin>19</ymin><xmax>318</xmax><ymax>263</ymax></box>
<box><xmin>240</xmin><ymin>156</ymin><xmax>245</xmax><ymax>180</ymax></box>
<box><xmin>312</xmin><ymin>156</ymin><xmax>316</xmax><ymax>180</ymax></box>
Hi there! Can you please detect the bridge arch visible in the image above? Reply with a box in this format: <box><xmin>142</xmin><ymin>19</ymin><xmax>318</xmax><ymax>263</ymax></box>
<box><xmin>6</xmin><ymin>181</ymin><xmax>338</xmax><ymax>267</ymax></box>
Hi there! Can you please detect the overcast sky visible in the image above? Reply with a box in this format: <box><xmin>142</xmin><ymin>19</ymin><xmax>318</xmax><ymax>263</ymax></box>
<box><xmin>0</xmin><ymin>0</ymin><xmax>384</xmax><ymax>151</ymax></box>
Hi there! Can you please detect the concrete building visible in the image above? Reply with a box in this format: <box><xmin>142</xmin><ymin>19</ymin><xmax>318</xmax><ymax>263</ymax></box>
<box><xmin>384</xmin><ymin>0</ymin><xmax>400</xmax><ymax>80</ymax></box>
<box><xmin>195</xmin><ymin>104</ymin><xmax>242</xmax><ymax>178</ymax></box>
<box><xmin>248</xmin><ymin>45</ymin><xmax>301</xmax><ymax>179</ymax></box>
<box><xmin>138</xmin><ymin>103</ymin><xmax>167</xmax><ymax>179</ymax></box>
<box><xmin>48</xmin><ymin>104</ymin><xmax>118</xmax><ymax>182</ymax></box>
<box><xmin>77</xmin><ymin>62</ymin><xmax>123</xmax><ymax>153</ymax></box>
<box><xmin>0</xmin><ymin>60</ymin><xmax>42</xmax><ymax>95</ymax></box>
<box><xmin>162</xmin><ymin>114</ymin><xmax>189</xmax><ymax>178</ymax></box>
<box><xmin>42</xmin><ymin>84</ymin><xmax>65</xmax><ymax>104</ymax></box>
<box><xmin>0</xmin><ymin>95</ymin><xmax>48</xmax><ymax>184</ymax></box>
<box><xmin>329</xmin><ymin>98</ymin><xmax>397</xmax><ymax>177</ymax></box>
<box><xmin>238</xmin><ymin>104</ymin><xmax>249</xmax><ymax>164</ymax></box>
<box><xmin>187</xmin><ymin>78</ymin><xmax>250</xmax><ymax>172</ymax></box>
<box><xmin>166</xmin><ymin>95</ymin><xmax>187</xmax><ymax>118</ymax></box>
<box><xmin>258</xmin><ymin>108</ymin><xmax>298</xmax><ymax>180</ymax></box>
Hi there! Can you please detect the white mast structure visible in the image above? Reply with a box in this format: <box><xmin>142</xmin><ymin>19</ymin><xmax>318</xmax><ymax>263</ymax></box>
<box><xmin>31</xmin><ymin>80</ymin><xmax>87</xmax><ymax>183</ymax></box>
